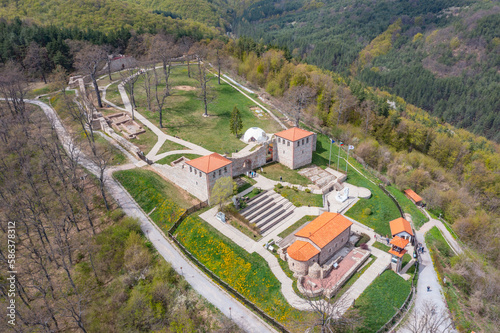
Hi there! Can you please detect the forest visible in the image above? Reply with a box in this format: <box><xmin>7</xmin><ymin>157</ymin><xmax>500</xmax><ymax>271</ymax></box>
<box><xmin>232</xmin><ymin>0</ymin><xmax>500</xmax><ymax>142</ymax></box>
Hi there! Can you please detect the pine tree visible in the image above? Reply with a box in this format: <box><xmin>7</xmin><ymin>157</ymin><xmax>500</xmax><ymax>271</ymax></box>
<box><xmin>230</xmin><ymin>106</ymin><xmax>243</xmax><ymax>137</ymax></box>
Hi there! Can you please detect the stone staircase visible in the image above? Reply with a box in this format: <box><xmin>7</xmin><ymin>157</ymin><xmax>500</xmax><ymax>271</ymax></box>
<box><xmin>240</xmin><ymin>190</ymin><xmax>295</xmax><ymax>235</ymax></box>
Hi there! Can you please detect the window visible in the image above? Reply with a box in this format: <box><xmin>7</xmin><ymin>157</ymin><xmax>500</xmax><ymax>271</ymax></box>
<box><xmin>329</xmin><ymin>249</ymin><xmax>331</xmax><ymax>253</ymax></box>
<box><xmin>292</xmin><ymin>263</ymin><xmax>294</xmax><ymax>267</ymax></box>
<box><xmin>287</xmin><ymin>141</ymin><xmax>290</xmax><ymax>147</ymax></box>
<box><xmin>194</xmin><ymin>169</ymin><xmax>197</xmax><ymax>175</ymax></box>
<box><xmin>189</xmin><ymin>166</ymin><xmax>192</xmax><ymax>172</ymax></box>
<box><xmin>224</xmin><ymin>167</ymin><xmax>227</xmax><ymax>173</ymax></box>
<box><xmin>306</xmin><ymin>137</ymin><xmax>309</xmax><ymax>144</ymax></box>
<box><xmin>302</xmin><ymin>139</ymin><xmax>304</xmax><ymax>145</ymax></box>
<box><xmin>297</xmin><ymin>141</ymin><xmax>300</xmax><ymax>147</ymax></box>
<box><xmin>278</xmin><ymin>138</ymin><xmax>281</xmax><ymax>143</ymax></box>
<box><xmin>213</xmin><ymin>173</ymin><xmax>216</xmax><ymax>178</ymax></box>
<box><xmin>199</xmin><ymin>172</ymin><xmax>202</xmax><ymax>177</ymax></box>
<box><xmin>219</xmin><ymin>169</ymin><xmax>221</xmax><ymax>176</ymax></box>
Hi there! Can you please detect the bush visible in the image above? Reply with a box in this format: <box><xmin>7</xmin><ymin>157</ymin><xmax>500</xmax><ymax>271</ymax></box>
<box><xmin>109</xmin><ymin>208</ymin><xmax>126</xmax><ymax>222</ymax></box>
<box><xmin>292</xmin><ymin>186</ymin><xmax>298</xmax><ymax>192</ymax></box>
<box><xmin>363</xmin><ymin>208</ymin><xmax>372</xmax><ymax>216</ymax></box>
<box><xmin>355</xmin><ymin>233</ymin><xmax>371</xmax><ymax>247</ymax></box>
<box><xmin>305</xmin><ymin>188</ymin><xmax>311</xmax><ymax>193</ymax></box>
<box><xmin>251</xmin><ymin>187</ymin><xmax>261</xmax><ymax>195</ymax></box>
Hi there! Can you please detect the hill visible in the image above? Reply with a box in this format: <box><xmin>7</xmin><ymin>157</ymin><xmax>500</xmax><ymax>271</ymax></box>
<box><xmin>232</xmin><ymin>0</ymin><xmax>500</xmax><ymax>142</ymax></box>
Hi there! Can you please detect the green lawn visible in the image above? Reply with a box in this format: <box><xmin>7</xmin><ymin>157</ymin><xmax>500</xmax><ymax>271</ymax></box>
<box><xmin>278</xmin><ymin>215</ymin><xmax>316</xmax><ymax>239</ymax></box>
<box><xmin>260</xmin><ymin>162</ymin><xmax>311</xmax><ymax>186</ymax></box>
<box><xmin>175</xmin><ymin>214</ymin><xmax>316</xmax><ymax>331</ymax></box>
<box><xmin>277</xmin><ymin>187</ymin><xmax>323</xmax><ymax>207</ymax></box>
<box><xmin>312</xmin><ymin>133</ymin><xmax>400</xmax><ymax>236</ymax></box>
<box><xmin>127</xmin><ymin>65</ymin><xmax>282</xmax><ymax>154</ymax></box>
<box><xmin>386</xmin><ymin>186</ymin><xmax>429</xmax><ymax>229</ymax></box>
<box><xmin>350</xmin><ymin>270</ymin><xmax>412</xmax><ymax>333</ymax></box>
<box><xmin>156</xmin><ymin>153</ymin><xmax>202</xmax><ymax>165</ymax></box>
<box><xmin>156</xmin><ymin>140</ymin><xmax>187</xmax><ymax>155</ymax></box>
<box><xmin>425</xmin><ymin>226</ymin><xmax>455</xmax><ymax>260</ymax></box>
<box><xmin>401</xmin><ymin>253</ymin><xmax>412</xmax><ymax>268</ymax></box>
<box><xmin>372</xmin><ymin>241</ymin><xmax>391</xmax><ymax>252</ymax></box>
<box><xmin>113</xmin><ymin>169</ymin><xmax>197</xmax><ymax>230</ymax></box>
<box><xmin>105</xmin><ymin>82</ymin><xmax>124</xmax><ymax>107</ymax></box>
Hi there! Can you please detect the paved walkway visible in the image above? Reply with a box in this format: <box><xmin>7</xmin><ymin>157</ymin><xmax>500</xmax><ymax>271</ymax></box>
<box><xmin>418</xmin><ymin>209</ymin><xmax>463</xmax><ymax>255</ymax></box>
<box><xmin>27</xmin><ymin>98</ymin><xmax>276</xmax><ymax>333</ymax></box>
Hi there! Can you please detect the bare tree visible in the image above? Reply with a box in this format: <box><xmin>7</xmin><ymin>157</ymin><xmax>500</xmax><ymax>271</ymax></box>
<box><xmin>23</xmin><ymin>42</ymin><xmax>51</xmax><ymax>84</ymax></box>
<box><xmin>179</xmin><ymin>36</ymin><xmax>194</xmax><ymax>77</ymax></box>
<box><xmin>0</xmin><ymin>62</ymin><xmax>28</xmax><ymax>116</ymax></box>
<box><xmin>209</xmin><ymin>39</ymin><xmax>225</xmax><ymax>85</ymax></box>
<box><xmin>74</xmin><ymin>44</ymin><xmax>107</xmax><ymax>108</ymax></box>
<box><xmin>120</xmin><ymin>59</ymin><xmax>140</xmax><ymax>120</ymax></box>
<box><xmin>50</xmin><ymin>64</ymin><xmax>68</xmax><ymax>94</ymax></box>
<box><xmin>152</xmin><ymin>65</ymin><xmax>169</xmax><ymax>128</ymax></box>
<box><xmin>335</xmin><ymin>86</ymin><xmax>357</xmax><ymax>126</ymax></box>
<box><xmin>142</xmin><ymin>62</ymin><xmax>154</xmax><ymax>111</ymax></box>
<box><xmin>284</xmin><ymin>85</ymin><xmax>316</xmax><ymax>127</ymax></box>
<box><xmin>194</xmin><ymin>61</ymin><xmax>217</xmax><ymax>117</ymax></box>
<box><xmin>403</xmin><ymin>301</ymin><xmax>454</xmax><ymax>333</ymax></box>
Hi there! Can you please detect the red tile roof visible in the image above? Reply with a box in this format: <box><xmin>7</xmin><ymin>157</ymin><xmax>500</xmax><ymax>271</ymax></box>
<box><xmin>389</xmin><ymin>248</ymin><xmax>407</xmax><ymax>258</ymax></box>
<box><xmin>185</xmin><ymin>153</ymin><xmax>232</xmax><ymax>174</ymax></box>
<box><xmin>295</xmin><ymin>212</ymin><xmax>352</xmax><ymax>249</ymax></box>
<box><xmin>390</xmin><ymin>236</ymin><xmax>409</xmax><ymax>249</ymax></box>
<box><xmin>390</xmin><ymin>217</ymin><xmax>414</xmax><ymax>237</ymax></box>
<box><xmin>287</xmin><ymin>240</ymin><xmax>320</xmax><ymax>262</ymax></box>
<box><xmin>404</xmin><ymin>189</ymin><xmax>423</xmax><ymax>203</ymax></box>
<box><xmin>275</xmin><ymin>127</ymin><xmax>314</xmax><ymax>142</ymax></box>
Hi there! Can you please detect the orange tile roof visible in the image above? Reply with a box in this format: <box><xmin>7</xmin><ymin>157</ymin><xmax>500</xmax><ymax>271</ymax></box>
<box><xmin>287</xmin><ymin>240</ymin><xmax>320</xmax><ymax>262</ymax></box>
<box><xmin>275</xmin><ymin>127</ymin><xmax>314</xmax><ymax>142</ymax></box>
<box><xmin>389</xmin><ymin>248</ymin><xmax>407</xmax><ymax>258</ymax></box>
<box><xmin>295</xmin><ymin>212</ymin><xmax>352</xmax><ymax>249</ymax></box>
<box><xmin>390</xmin><ymin>236</ymin><xmax>409</xmax><ymax>249</ymax></box>
<box><xmin>404</xmin><ymin>189</ymin><xmax>423</xmax><ymax>203</ymax></box>
<box><xmin>185</xmin><ymin>153</ymin><xmax>232</xmax><ymax>174</ymax></box>
<box><xmin>390</xmin><ymin>217</ymin><xmax>414</xmax><ymax>237</ymax></box>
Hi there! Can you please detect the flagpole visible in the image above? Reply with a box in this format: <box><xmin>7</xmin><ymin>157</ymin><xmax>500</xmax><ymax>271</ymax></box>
<box><xmin>329</xmin><ymin>138</ymin><xmax>332</xmax><ymax>167</ymax></box>
<box><xmin>345</xmin><ymin>147</ymin><xmax>350</xmax><ymax>173</ymax></box>
<box><xmin>337</xmin><ymin>143</ymin><xmax>341</xmax><ymax>172</ymax></box>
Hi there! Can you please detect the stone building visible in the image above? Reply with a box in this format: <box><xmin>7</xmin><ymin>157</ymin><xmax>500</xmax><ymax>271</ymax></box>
<box><xmin>275</xmin><ymin>127</ymin><xmax>317</xmax><ymax>170</ymax></box>
<box><xmin>389</xmin><ymin>236</ymin><xmax>409</xmax><ymax>272</ymax></box>
<box><xmin>286</xmin><ymin>212</ymin><xmax>352</xmax><ymax>276</ymax></box>
<box><xmin>390</xmin><ymin>217</ymin><xmax>414</xmax><ymax>243</ymax></box>
<box><xmin>185</xmin><ymin>153</ymin><xmax>233</xmax><ymax>203</ymax></box>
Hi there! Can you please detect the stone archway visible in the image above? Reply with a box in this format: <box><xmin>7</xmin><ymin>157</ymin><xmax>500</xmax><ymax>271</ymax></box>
<box><xmin>243</xmin><ymin>159</ymin><xmax>252</xmax><ymax>172</ymax></box>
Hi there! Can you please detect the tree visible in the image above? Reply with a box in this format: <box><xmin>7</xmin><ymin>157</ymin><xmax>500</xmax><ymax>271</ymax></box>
<box><xmin>210</xmin><ymin>177</ymin><xmax>235</xmax><ymax>208</ymax></box>
<box><xmin>120</xmin><ymin>59</ymin><xmax>139</xmax><ymax>120</ymax></box>
<box><xmin>230</xmin><ymin>106</ymin><xmax>243</xmax><ymax>137</ymax></box>
<box><xmin>209</xmin><ymin>39</ymin><xmax>225</xmax><ymax>85</ymax></box>
<box><xmin>50</xmin><ymin>65</ymin><xmax>68</xmax><ymax>94</ymax></box>
<box><xmin>152</xmin><ymin>65</ymin><xmax>169</xmax><ymax>128</ymax></box>
<box><xmin>403</xmin><ymin>301</ymin><xmax>453</xmax><ymax>333</ymax></box>
<box><xmin>74</xmin><ymin>44</ymin><xmax>107</xmax><ymax>108</ymax></box>
<box><xmin>195</xmin><ymin>61</ymin><xmax>217</xmax><ymax>117</ymax></box>
<box><xmin>23</xmin><ymin>42</ymin><xmax>51</xmax><ymax>84</ymax></box>
<box><xmin>284</xmin><ymin>85</ymin><xmax>316</xmax><ymax>127</ymax></box>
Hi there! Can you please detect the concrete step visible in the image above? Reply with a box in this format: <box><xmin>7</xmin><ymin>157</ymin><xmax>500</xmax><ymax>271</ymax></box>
<box><xmin>247</xmin><ymin>199</ymin><xmax>281</xmax><ymax>221</ymax></box>
<box><xmin>248</xmin><ymin>196</ymin><xmax>286</xmax><ymax>222</ymax></box>
<box><xmin>240</xmin><ymin>192</ymin><xmax>269</xmax><ymax>214</ymax></box>
<box><xmin>256</xmin><ymin>207</ymin><xmax>287</xmax><ymax>228</ymax></box>
<box><xmin>241</xmin><ymin>196</ymin><xmax>273</xmax><ymax>217</ymax></box>
<box><xmin>260</xmin><ymin>209</ymin><xmax>295</xmax><ymax>234</ymax></box>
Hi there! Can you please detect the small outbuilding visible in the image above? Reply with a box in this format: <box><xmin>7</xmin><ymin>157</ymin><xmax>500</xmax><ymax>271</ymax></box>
<box><xmin>404</xmin><ymin>189</ymin><xmax>423</xmax><ymax>206</ymax></box>
<box><xmin>389</xmin><ymin>236</ymin><xmax>409</xmax><ymax>272</ymax></box>
<box><xmin>389</xmin><ymin>217</ymin><xmax>414</xmax><ymax>243</ymax></box>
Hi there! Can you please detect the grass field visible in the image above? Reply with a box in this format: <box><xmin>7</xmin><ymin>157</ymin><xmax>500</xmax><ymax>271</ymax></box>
<box><xmin>124</xmin><ymin>65</ymin><xmax>282</xmax><ymax>154</ymax></box>
<box><xmin>278</xmin><ymin>215</ymin><xmax>316</xmax><ymax>239</ymax></box>
<box><xmin>104</xmin><ymin>82</ymin><xmax>124</xmax><ymax>107</ymax></box>
<box><xmin>372</xmin><ymin>241</ymin><xmax>391</xmax><ymax>252</ymax></box>
<box><xmin>425</xmin><ymin>226</ymin><xmax>455</xmax><ymax>261</ymax></box>
<box><xmin>278</xmin><ymin>188</ymin><xmax>323</xmax><ymax>207</ymax></box>
<box><xmin>311</xmin><ymin>133</ymin><xmax>400</xmax><ymax>236</ymax></box>
<box><xmin>175</xmin><ymin>214</ymin><xmax>316</xmax><ymax>331</ymax></box>
<box><xmin>260</xmin><ymin>162</ymin><xmax>311</xmax><ymax>186</ymax></box>
<box><xmin>351</xmin><ymin>270</ymin><xmax>411</xmax><ymax>332</ymax></box>
<box><xmin>156</xmin><ymin>153</ymin><xmax>202</xmax><ymax>165</ymax></box>
<box><xmin>386</xmin><ymin>186</ymin><xmax>428</xmax><ymax>229</ymax></box>
<box><xmin>113</xmin><ymin>168</ymin><xmax>198</xmax><ymax>230</ymax></box>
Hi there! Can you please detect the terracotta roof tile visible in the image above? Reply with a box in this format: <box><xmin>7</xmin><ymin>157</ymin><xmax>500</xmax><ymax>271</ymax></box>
<box><xmin>390</xmin><ymin>236</ymin><xmax>409</xmax><ymax>249</ymax></box>
<box><xmin>287</xmin><ymin>240</ymin><xmax>320</xmax><ymax>262</ymax></box>
<box><xmin>295</xmin><ymin>212</ymin><xmax>352</xmax><ymax>249</ymax></box>
<box><xmin>185</xmin><ymin>153</ymin><xmax>232</xmax><ymax>174</ymax></box>
<box><xmin>404</xmin><ymin>189</ymin><xmax>423</xmax><ymax>203</ymax></box>
<box><xmin>389</xmin><ymin>248</ymin><xmax>407</xmax><ymax>258</ymax></box>
<box><xmin>275</xmin><ymin>127</ymin><xmax>314</xmax><ymax>142</ymax></box>
<box><xmin>390</xmin><ymin>217</ymin><xmax>414</xmax><ymax>237</ymax></box>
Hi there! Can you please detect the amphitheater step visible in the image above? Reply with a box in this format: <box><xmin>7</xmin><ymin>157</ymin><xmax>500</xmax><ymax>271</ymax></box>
<box><xmin>260</xmin><ymin>210</ymin><xmax>295</xmax><ymax>234</ymax></box>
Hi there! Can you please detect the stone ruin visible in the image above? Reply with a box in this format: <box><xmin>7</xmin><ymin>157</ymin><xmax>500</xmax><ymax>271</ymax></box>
<box><xmin>105</xmin><ymin>113</ymin><xmax>145</xmax><ymax>139</ymax></box>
